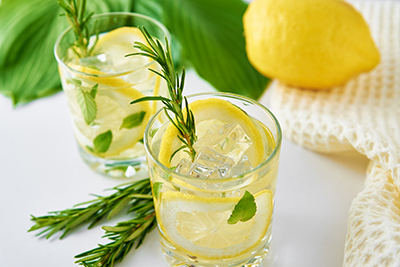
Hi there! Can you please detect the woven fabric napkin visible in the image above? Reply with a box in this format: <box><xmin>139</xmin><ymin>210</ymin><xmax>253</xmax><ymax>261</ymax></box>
<box><xmin>269</xmin><ymin>1</ymin><xmax>400</xmax><ymax>266</ymax></box>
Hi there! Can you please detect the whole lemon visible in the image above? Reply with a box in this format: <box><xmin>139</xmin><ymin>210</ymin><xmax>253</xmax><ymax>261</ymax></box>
<box><xmin>243</xmin><ymin>0</ymin><xmax>380</xmax><ymax>89</ymax></box>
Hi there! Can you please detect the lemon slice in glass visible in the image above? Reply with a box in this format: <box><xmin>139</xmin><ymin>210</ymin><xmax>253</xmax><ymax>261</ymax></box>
<box><xmin>68</xmin><ymin>27</ymin><xmax>154</xmax><ymax>86</ymax></box>
<box><xmin>67</xmin><ymin>64</ymin><xmax>134</xmax><ymax>88</ymax></box>
<box><xmin>158</xmin><ymin>98</ymin><xmax>265</xmax><ymax>167</ymax></box>
<box><xmin>158</xmin><ymin>190</ymin><xmax>273</xmax><ymax>259</ymax></box>
<box><xmin>91</xmin><ymin>27</ymin><xmax>154</xmax><ymax>85</ymax></box>
<box><xmin>67</xmin><ymin>86</ymin><xmax>151</xmax><ymax>158</ymax></box>
<box><xmin>92</xmin><ymin>27</ymin><xmax>147</xmax><ymax>64</ymax></box>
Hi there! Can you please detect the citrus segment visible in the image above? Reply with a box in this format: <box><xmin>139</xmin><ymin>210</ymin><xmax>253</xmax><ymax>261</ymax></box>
<box><xmin>158</xmin><ymin>98</ymin><xmax>265</xmax><ymax>168</ymax></box>
<box><xmin>158</xmin><ymin>190</ymin><xmax>273</xmax><ymax>259</ymax></box>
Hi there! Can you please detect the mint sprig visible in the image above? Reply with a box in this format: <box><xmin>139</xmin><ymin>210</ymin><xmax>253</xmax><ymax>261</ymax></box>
<box><xmin>227</xmin><ymin>191</ymin><xmax>257</xmax><ymax>224</ymax></box>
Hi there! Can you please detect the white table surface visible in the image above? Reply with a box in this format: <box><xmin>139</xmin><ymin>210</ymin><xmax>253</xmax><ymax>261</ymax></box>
<box><xmin>0</xmin><ymin>70</ymin><xmax>368</xmax><ymax>267</ymax></box>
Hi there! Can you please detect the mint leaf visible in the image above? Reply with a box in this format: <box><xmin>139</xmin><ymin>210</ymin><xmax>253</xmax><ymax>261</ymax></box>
<box><xmin>93</xmin><ymin>130</ymin><xmax>112</xmax><ymax>153</ymax></box>
<box><xmin>152</xmin><ymin>182</ymin><xmax>163</xmax><ymax>199</ymax></box>
<box><xmin>163</xmin><ymin>0</ymin><xmax>270</xmax><ymax>100</ymax></box>
<box><xmin>227</xmin><ymin>191</ymin><xmax>257</xmax><ymax>225</ymax></box>
<box><xmin>67</xmin><ymin>78</ymin><xmax>82</xmax><ymax>85</ymax></box>
<box><xmin>86</xmin><ymin>146</ymin><xmax>95</xmax><ymax>153</ymax></box>
<box><xmin>89</xmin><ymin>84</ymin><xmax>98</xmax><ymax>98</ymax></box>
<box><xmin>120</xmin><ymin>111</ymin><xmax>146</xmax><ymax>130</ymax></box>
<box><xmin>76</xmin><ymin>88</ymin><xmax>97</xmax><ymax>125</ymax></box>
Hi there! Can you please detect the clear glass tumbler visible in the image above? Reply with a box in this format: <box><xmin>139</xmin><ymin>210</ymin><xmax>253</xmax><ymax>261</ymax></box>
<box><xmin>144</xmin><ymin>92</ymin><xmax>282</xmax><ymax>267</ymax></box>
<box><xmin>55</xmin><ymin>12</ymin><xmax>169</xmax><ymax>178</ymax></box>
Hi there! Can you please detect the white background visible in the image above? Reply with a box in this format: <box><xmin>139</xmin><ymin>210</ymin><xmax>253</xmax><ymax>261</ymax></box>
<box><xmin>0</xmin><ymin>70</ymin><xmax>368</xmax><ymax>266</ymax></box>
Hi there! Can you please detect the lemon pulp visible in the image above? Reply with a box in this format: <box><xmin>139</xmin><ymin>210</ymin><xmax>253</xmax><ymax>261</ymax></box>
<box><xmin>158</xmin><ymin>190</ymin><xmax>273</xmax><ymax>259</ymax></box>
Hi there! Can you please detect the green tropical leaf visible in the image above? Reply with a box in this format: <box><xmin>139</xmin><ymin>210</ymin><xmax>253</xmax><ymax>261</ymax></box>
<box><xmin>0</xmin><ymin>0</ymin><xmax>269</xmax><ymax>106</ymax></box>
<box><xmin>133</xmin><ymin>0</ymin><xmax>185</xmax><ymax>69</ymax></box>
<box><xmin>0</xmin><ymin>0</ymin><xmax>131</xmax><ymax>106</ymax></box>
<box><xmin>162</xmin><ymin>0</ymin><xmax>270</xmax><ymax>99</ymax></box>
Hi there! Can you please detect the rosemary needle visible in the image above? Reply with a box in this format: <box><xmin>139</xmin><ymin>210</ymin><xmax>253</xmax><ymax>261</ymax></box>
<box><xmin>74</xmin><ymin>199</ymin><xmax>156</xmax><ymax>267</ymax></box>
<box><xmin>29</xmin><ymin>178</ymin><xmax>155</xmax><ymax>267</ymax></box>
<box><xmin>28</xmin><ymin>178</ymin><xmax>152</xmax><ymax>239</ymax></box>
<box><xmin>128</xmin><ymin>27</ymin><xmax>198</xmax><ymax>162</ymax></box>
<box><xmin>58</xmin><ymin>0</ymin><xmax>97</xmax><ymax>58</ymax></box>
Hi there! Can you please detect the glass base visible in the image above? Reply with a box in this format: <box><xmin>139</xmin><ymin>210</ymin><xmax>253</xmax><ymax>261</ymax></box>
<box><xmin>160</xmin><ymin>236</ymin><xmax>272</xmax><ymax>267</ymax></box>
<box><xmin>78</xmin><ymin>146</ymin><xmax>148</xmax><ymax>178</ymax></box>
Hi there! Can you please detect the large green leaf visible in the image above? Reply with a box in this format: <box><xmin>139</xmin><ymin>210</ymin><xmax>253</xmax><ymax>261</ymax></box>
<box><xmin>0</xmin><ymin>0</ymin><xmax>269</xmax><ymax>106</ymax></box>
<box><xmin>0</xmin><ymin>0</ymin><xmax>64</xmax><ymax>105</ymax></box>
<box><xmin>0</xmin><ymin>0</ymin><xmax>131</xmax><ymax>106</ymax></box>
<box><xmin>133</xmin><ymin>0</ymin><xmax>185</xmax><ymax>69</ymax></box>
<box><xmin>162</xmin><ymin>0</ymin><xmax>270</xmax><ymax>100</ymax></box>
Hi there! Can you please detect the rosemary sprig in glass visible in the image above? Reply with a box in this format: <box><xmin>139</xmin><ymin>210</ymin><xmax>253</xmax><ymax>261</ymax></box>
<box><xmin>128</xmin><ymin>27</ymin><xmax>198</xmax><ymax>162</ymax></box>
<box><xmin>28</xmin><ymin>178</ymin><xmax>155</xmax><ymax>267</ymax></box>
<box><xmin>58</xmin><ymin>0</ymin><xmax>97</xmax><ymax>58</ymax></box>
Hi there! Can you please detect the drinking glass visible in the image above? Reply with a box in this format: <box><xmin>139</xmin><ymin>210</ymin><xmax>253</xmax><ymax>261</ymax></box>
<box><xmin>144</xmin><ymin>92</ymin><xmax>282</xmax><ymax>266</ymax></box>
<box><xmin>55</xmin><ymin>12</ymin><xmax>169</xmax><ymax>178</ymax></box>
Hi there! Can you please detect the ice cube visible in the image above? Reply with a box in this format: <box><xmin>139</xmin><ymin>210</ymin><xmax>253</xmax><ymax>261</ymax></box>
<box><xmin>228</xmin><ymin>155</ymin><xmax>253</xmax><ymax>177</ymax></box>
<box><xmin>195</xmin><ymin>123</ymin><xmax>253</xmax><ymax>164</ymax></box>
<box><xmin>79</xmin><ymin>53</ymin><xmax>109</xmax><ymax>69</ymax></box>
<box><xmin>215</xmin><ymin>124</ymin><xmax>252</xmax><ymax>163</ymax></box>
<box><xmin>174</xmin><ymin>122</ymin><xmax>255</xmax><ymax>180</ymax></box>
<box><xmin>175</xmin><ymin>158</ymin><xmax>192</xmax><ymax>175</ymax></box>
<box><xmin>188</xmin><ymin>147</ymin><xmax>235</xmax><ymax>179</ymax></box>
<box><xmin>189</xmin><ymin>163</ymin><xmax>217</xmax><ymax>179</ymax></box>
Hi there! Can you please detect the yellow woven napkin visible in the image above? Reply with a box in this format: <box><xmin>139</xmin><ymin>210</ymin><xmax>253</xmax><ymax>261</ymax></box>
<box><xmin>269</xmin><ymin>0</ymin><xmax>400</xmax><ymax>266</ymax></box>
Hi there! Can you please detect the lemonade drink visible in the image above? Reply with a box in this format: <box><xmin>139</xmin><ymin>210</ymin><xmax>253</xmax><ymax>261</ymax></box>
<box><xmin>55</xmin><ymin>13</ymin><xmax>169</xmax><ymax>177</ymax></box>
<box><xmin>144</xmin><ymin>93</ymin><xmax>282</xmax><ymax>266</ymax></box>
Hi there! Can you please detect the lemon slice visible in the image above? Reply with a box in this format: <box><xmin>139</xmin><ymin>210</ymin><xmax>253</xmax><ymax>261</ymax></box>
<box><xmin>158</xmin><ymin>190</ymin><xmax>273</xmax><ymax>259</ymax></box>
<box><xmin>92</xmin><ymin>27</ymin><xmax>154</xmax><ymax>83</ymax></box>
<box><xmin>92</xmin><ymin>27</ymin><xmax>147</xmax><ymax>58</ymax></box>
<box><xmin>159</xmin><ymin>98</ymin><xmax>265</xmax><ymax>167</ymax></box>
<box><xmin>67</xmin><ymin>86</ymin><xmax>151</xmax><ymax>158</ymax></box>
<box><xmin>68</xmin><ymin>27</ymin><xmax>154</xmax><ymax>87</ymax></box>
<box><xmin>68</xmin><ymin>64</ymin><xmax>133</xmax><ymax>88</ymax></box>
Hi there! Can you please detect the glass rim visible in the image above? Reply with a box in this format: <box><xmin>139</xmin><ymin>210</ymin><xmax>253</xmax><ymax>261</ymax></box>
<box><xmin>54</xmin><ymin>12</ymin><xmax>170</xmax><ymax>78</ymax></box>
<box><xmin>144</xmin><ymin>91</ymin><xmax>282</xmax><ymax>184</ymax></box>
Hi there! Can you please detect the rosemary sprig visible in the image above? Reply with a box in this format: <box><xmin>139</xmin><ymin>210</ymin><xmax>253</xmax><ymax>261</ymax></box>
<box><xmin>58</xmin><ymin>0</ymin><xmax>96</xmax><ymax>58</ymax></box>
<box><xmin>28</xmin><ymin>178</ymin><xmax>152</xmax><ymax>239</ymax></box>
<box><xmin>128</xmin><ymin>27</ymin><xmax>198</xmax><ymax>162</ymax></box>
<box><xmin>75</xmin><ymin>201</ymin><xmax>156</xmax><ymax>267</ymax></box>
